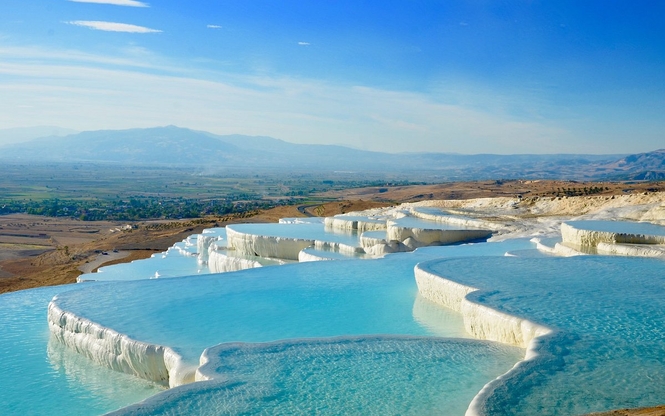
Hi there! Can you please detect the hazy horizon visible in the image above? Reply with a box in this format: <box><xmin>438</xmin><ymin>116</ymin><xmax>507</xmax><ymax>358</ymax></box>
<box><xmin>0</xmin><ymin>124</ymin><xmax>649</xmax><ymax>157</ymax></box>
<box><xmin>1</xmin><ymin>1</ymin><xmax>664</xmax><ymax>154</ymax></box>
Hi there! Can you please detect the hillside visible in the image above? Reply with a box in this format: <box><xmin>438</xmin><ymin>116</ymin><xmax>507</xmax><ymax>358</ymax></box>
<box><xmin>0</xmin><ymin>125</ymin><xmax>662</xmax><ymax>181</ymax></box>
<box><xmin>593</xmin><ymin>149</ymin><xmax>665</xmax><ymax>180</ymax></box>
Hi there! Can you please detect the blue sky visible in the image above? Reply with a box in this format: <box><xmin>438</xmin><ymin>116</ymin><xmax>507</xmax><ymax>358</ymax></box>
<box><xmin>1</xmin><ymin>0</ymin><xmax>663</xmax><ymax>154</ymax></box>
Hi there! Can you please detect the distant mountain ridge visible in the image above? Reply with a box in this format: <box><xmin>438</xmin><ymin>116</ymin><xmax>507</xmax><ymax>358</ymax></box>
<box><xmin>595</xmin><ymin>149</ymin><xmax>665</xmax><ymax>180</ymax></box>
<box><xmin>0</xmin><ymin>126</ymin><xmax>78</xmax><ymax>146</ymax></box>
<box><xmin>0</xmin><ymin>126</ymin><xmax>399</xmax><ymax>170</ymax></box>
<box><xmin>1</xmin><ymin>126</ymin><xmax>239</xmax><ymax>165</ymax></box>
<box><xmin>0</xmin><ymin>125</ymin><xmax>662</xmax><ymax>181</ymax></box>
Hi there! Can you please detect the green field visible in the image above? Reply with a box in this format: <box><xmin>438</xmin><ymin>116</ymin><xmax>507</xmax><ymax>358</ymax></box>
<box><xmin>0</xmin><ymin>163</ymin><xmax>411</xmax><ymax>220</ymax></box>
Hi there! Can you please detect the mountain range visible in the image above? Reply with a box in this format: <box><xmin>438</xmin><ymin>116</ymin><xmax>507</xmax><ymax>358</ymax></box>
<box><xmin>0</xmin><ymin>126</ymin><xmax>662</xmax><ymax>181</ymax></box>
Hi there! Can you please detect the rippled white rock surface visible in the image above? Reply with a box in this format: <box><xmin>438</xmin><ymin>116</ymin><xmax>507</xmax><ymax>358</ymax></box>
<box><xmin>226</xmin><ymin>222</ymin><xmax>362</xmax><ymax>260</ymax></box>
<box><xmin>387</xmin><ymin>216</ymin><xmax>492</xmax><ymax>247</ymax></box>
<box><xmin>324</xmin><ymin>214</ymin><xmax>387</xmax><ymax>232</ymax></box>
<box><xmin>416</xmin><ymin>256</ymin><xmax>665</xmax><ymax>415</ymax></box>
<box><xmin>410</xmin><ymin>206</ymin><xmax>503</xmax><ymax>230</ymax></box>
<box><xmin>562</xmin><ymin>220</ymin><xmax>665</xmax><ymax>251</ymax></box>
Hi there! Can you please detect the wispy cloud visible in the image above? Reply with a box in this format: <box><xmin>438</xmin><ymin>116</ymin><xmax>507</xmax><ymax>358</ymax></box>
<box><xmin>65</xmin><ymin>21</ymin><xmax>161</xmax><ymax>33</ymax></box>
<box><xmin>0</xmin><ymin>52</ymin><xmax>577</xmax><ymax>154</ymax></box>
<box><xmin>298</xmin><ymin>42</ymin><xmax>310</xmax><ymax>46</ymax></box>
<box><xmin>0</xmin><ymin>45</ymin><xmax>164</xmax><ymax>70</ymax></box>
<box><xmin>68</xmin><ymin>0</ymin><xmax>149</xmax><ymax>7</ymax></box>
<box><xmin>9</xmin><ymin>45</ymin><xmax>653</xmax><ymax>154</ymax></box>
<box><xmin>207</xmin><ymin>25</ymin><xmax>222</xmax><ymax>29</ymax></box>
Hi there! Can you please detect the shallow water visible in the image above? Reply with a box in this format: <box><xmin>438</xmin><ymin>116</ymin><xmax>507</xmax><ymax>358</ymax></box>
<box><xmin>80</xmin><ymin>247</ymin><xmax>208</xmax><ymax>282</ymax></box>
<box><xmin>421</xmin><ymin>256</ymin><xmax>665</xmax><ymax>414</ymax></box>
<box><xmin>0</xmin><ymin>236</ymin><xmax>531</xmax><ymax>415</ymax></box>
<box><xmin>505</xmin><ymin>248</ymin><xmax>552</xmax><ymax>257</ymax></box>
<box><xmin>411</xmin><ymin>206</ymin><xmax>450</xmax><ymax>216</ymax></box>
<box><xmin>0</xmin><ymin>285</ymin><xmax>163</xmax><ymax>415</ymax></box>
<box><xmin>228</xmin><ymin>222</ymin><xmax>362</xmax><ymax>246</ymax></box>
<box><xmin>390</xmin><ymin>216</ymin><xmax>482</xmax><ymax>230</ymax></box>
<box><xmin>361</xmin><ymin>230</ymin><xmax>387</xmax><ymax>239</ymax></box>
<box><xmin>111</xmin><ymin>337</ymin><xmax>522</xmax><ymax>416</ymax></box>
<box><xmin>565</xmin><ymin>220</ymin><xmax>665</xmax><ymax>236</ymax></box>
<box><xmin>53</xmin><ymin>239</ymin><xmax>534</xmax><ymax>366</ymax></box>
<box><xmin>299</xmin><ymin>247</ymin><xmax>370</xmax><ymax>260</ymax></box>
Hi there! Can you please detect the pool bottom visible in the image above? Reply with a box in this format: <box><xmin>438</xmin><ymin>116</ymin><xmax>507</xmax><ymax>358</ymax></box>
<box><xmin>110</xmin><ymin>336</ymin><xmax>523</xmax><ymax>416</ymax></box>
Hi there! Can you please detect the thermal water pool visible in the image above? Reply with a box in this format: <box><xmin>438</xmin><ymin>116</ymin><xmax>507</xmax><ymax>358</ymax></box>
<box><xmin>0</xmin><ymin>285</ymin><xmax>163</xmax><ymax>415</ymax></box>
<box><xmin>390</xmin><ymin>216</ymin><xmax>484</xmax><ymax>230</ymax></box>
<box><xmin>417</xmin><ymin>256</ymin><xmax>665</xmax><ymax>415</ymax></box>
<box><xmin>52</xmin><ymin>240</ymin><xmax>534</xmax><ymax>370</ymax></box>
<box><xmin>227</xmin><ymin>222</ymin><xmax>363</xmax><ymax>246</ymax></box>
<box><xmin>47</xmin><ymin>239</ymin><xmax>534</xmax><ymax>414</ymax></box>
<box><xmin>110</xmin><ymin>337</ymin><xmax>522</xmax><ymax>416</ymax></box>
<box><xmin>564</xmin><ymin>220</ymin><xmax>665</xmax><ymax>236</ymax></box>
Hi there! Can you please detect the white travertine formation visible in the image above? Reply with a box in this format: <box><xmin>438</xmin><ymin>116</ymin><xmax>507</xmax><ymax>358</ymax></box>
<box><xmin>313</xmin><ymin>240</ymin><xmax>364</xmax><ymax>256</ymax></box>
<box><xmin>226</xmin><ymin>225</ymin><xmax>364</xmax><ymax>261</ymax></box>
<box><xmin>360</xmin><ymin>231</ymin><xmax>386</xmax><ymax>249</ymax></box>
<box><xmin>47</xmin><ymin>300</ymin><xmax>195</xmax><ymax>388</ymax></box>
<box><xmin>561</xmin><ymin>222</ymin><xmax>665</xmax><ymax>250</ymax></box>
<box><xmin>596</xmin><ymin>242</ymin><xmax>665</xmax><ymax>258</ymax></box>
<box><xmin>552</xmin><ymin>243</ymin><xmax>585</xmax><ymax>257</ymax></box>
<box><xmin>410</xmin><ymin>208</ymin><xmax>504</xmax><ymax>231</ymax></box>
<box><xmin>387</xmin><ymin>220</ymin><xmax>492</xmax><ymax>246</ymax></box>
<box><xmin>363</xmin><ymin>241</ymin><xmax>410</xmax><ymax>256</ymax></box>
<box><xmin>640</xmin><ymin>204</ymin><xmax>665</xmax><ymax>225</ymax></box>
<box><xmin>323</xmin><ymin>216</ymin><xmax>386</xmax><ymax>233</ymax></box>
<box><xmin>226</xmin><ymin>226</ymin><xmax>314</xmax><ymax>260</ymax></box>
<box><xmin>298</xmin><ymin>249</ymin><xmax>332</xmax><ymax>262</ymax></box>
<box><xmin>531</xmin><ymin>237</ymin><xmax>585</xmax><ymax>257</ymax></box>
<box><xmin>414</xmin><ymin>264</ymin><xmax>551</xmax><ymax>349</ymax></box>
<box><xmin>173</xmin><ymin>245</ymin><xmax>197</xmax><ymax>258</ymax></box>
<box><xmin>530</xmin><ymin>237</ymin><xmax>557</xmax><ymax>255</ymax></box>
<box><xmin>414</xmin><ymin>262</ymin><xmax>552</xmax><ymax>416</ymax></box>
<box><xmin>207</xmin><ymin>250</ymin><xmax>263</xmax><ymax>273</ymax></box>
<box><xmin>196</xmin><ymin>234</ymin><xmax>217</xmax><ymax>264</ymax></box>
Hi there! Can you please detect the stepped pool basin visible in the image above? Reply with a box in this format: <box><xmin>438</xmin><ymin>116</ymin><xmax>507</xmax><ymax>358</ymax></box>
<box><xmin>562</xmin><ymin>220</ymin><xmax>665</xmax><ymax>252</ymax></box>
<box><xmin>79</xmin><ymin>247</ymin><xmax>208</xmax><ymax>282</ymax></box>
<box><xmin>227</xmin><ymin>222</ymin><xmax>362</xmax><ymax>246</ymax></box>
<box><xmin>390</xmin><ymin>216</ymin><xmax>480</xmax><ymax>230</ymax></box>
<box><xmin>0</xmin><ymin>285</ymin><xmax>163</xmax><ymax>416</ymax></box>
<box><xmin>416</xmin><ymin>256</ymin><xmax>665</xmax><ymax>415</ymax></box>
<box><xmin>565</xmin><ymin>220</ymin><xmax>665</xmax><ymax>236</ymax></box>
<box><xmin>50</xmin><ymin>239</ymin><xmax>535</xmax><ymax>379</ymax></box>
<box><xmin>411</xmin><ymin>206</ymin><xmax>451</xmax><ymax>216</ymax></box>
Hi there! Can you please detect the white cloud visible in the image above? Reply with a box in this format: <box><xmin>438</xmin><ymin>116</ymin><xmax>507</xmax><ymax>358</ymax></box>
<box><xmin>298</xmin><ymin>42</ymin><xmax>310</xmax><ymax>46</ymax></box>
<box><xmin>65</xmin><ymin>21</ymin><xmax>161</xmax><ymax>33</ymax></box>
<box><xmin>68</xmin><ymin>0</ymin><xmax>149</xmax><ymax>7</ymax></box>
<box><xmin>207</xmin><ymin>25</ymin><xmax>222</xmax><ymax>29</ymax></box>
